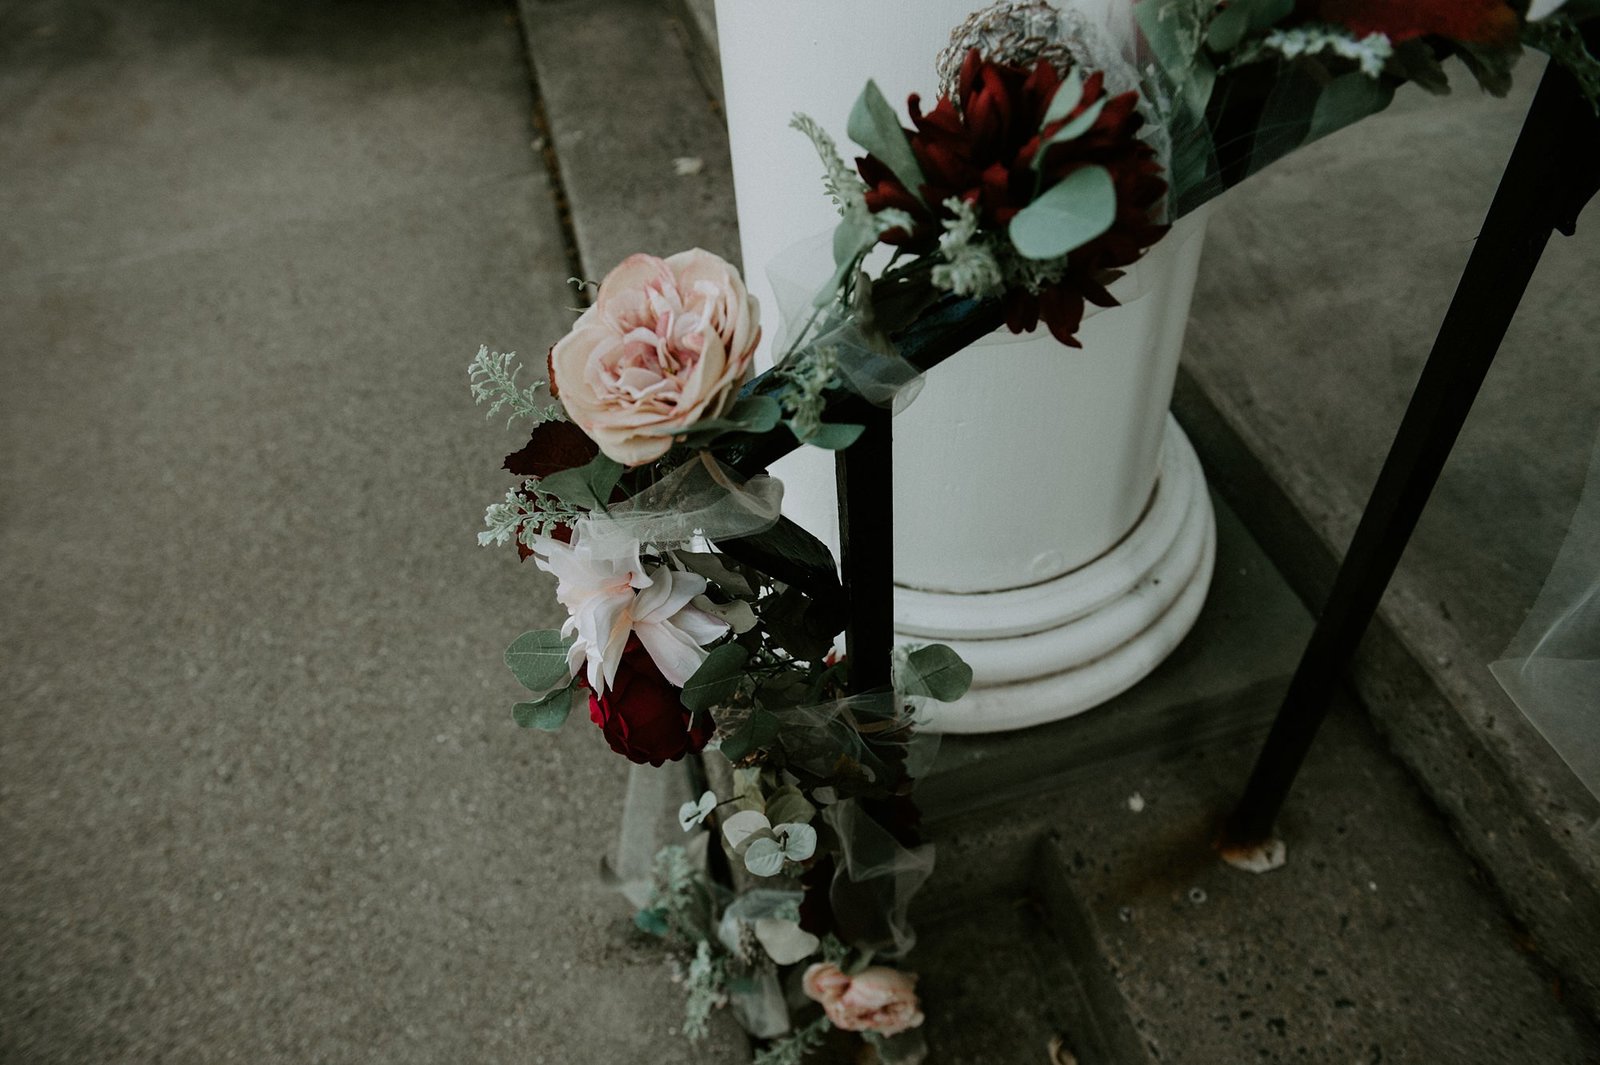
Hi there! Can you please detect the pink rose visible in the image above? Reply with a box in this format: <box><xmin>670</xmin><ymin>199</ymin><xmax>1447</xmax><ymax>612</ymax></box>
<box><xmin>550</xmin><ymin>249</ymin><xmax>761</xmax><ymax>467</ymax></box>
<box><xmin>801</xmin><ymin>963</ymin><xmax>925</xmax><ymax>1037</ymax></box>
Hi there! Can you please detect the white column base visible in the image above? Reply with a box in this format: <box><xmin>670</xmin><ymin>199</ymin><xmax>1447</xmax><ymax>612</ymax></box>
<box><xmin>899</xmin><ymin>416</ymin><xmax>1216</xmax><ymax>734</ymax></box>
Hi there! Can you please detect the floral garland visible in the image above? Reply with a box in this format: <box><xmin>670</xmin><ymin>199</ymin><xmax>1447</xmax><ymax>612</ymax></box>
<box><xmin>471</xmin><ymin>1</ymin><xmax>1594</xmax><ymax>1060</ymax></box>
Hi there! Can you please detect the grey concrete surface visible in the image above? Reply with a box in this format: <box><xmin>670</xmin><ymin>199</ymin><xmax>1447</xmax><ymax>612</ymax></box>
<box><xmin>0</xmin><ymin>2</ymin><xmax>743</xmax><ymax>1062</ymax></box>
<box><xmin>517</xmin><ymin>0</ymin><xmax>740</xmax><ymax>277</ymax></box>
<box><xmin>1179</xmin><ymin>61</ymin><xmax>1600</xmax><ymax>1013</ymax></box>
<box><xmin>1038</xmin><ymin>696</ymin><xmax>1600</xmax><ymax>1065</ymax></box>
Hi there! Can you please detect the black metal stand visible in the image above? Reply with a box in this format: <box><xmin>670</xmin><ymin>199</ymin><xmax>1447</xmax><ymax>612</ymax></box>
<box><xmin>837</xmin><ymin>408</ymin><xmax>896</xmax><ymax>695</ymax></box>
<box><xmin>1223</xmin><ymin>55</ymin><xmax>1600</xmax><ymax>848</ymax></box>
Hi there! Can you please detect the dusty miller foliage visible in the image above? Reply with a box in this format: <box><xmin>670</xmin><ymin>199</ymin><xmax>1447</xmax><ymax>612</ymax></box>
<box><xmin>468</xmin><ymin>346</ymin><xmax>563</xmax><ymax>427</ymax></box>
<box><xmin>775</xmin><ymin>342</ymin><xmax>840</xmax><ymax>440</ymax></box>
<box><xmin>752</xmin><ymin>1016</ymin><xmax>834</xmax><ymax>1065</ymax></box>
<box><xmin>646</xmin><ymin>845</ymin><xmax>705</xmax><ymax>941</ymax></box>
<box><xmin>930</xmin><ymin>197</ymin><xmax>1005</xmax><ymax>299</ymax></box>
<box><xmin>789</xmin><ymin>114</ymin><xmax>872</xmax><ymax>222</ymax></box>
<box><xmin>682</xmin><ymin>940</ymin><xmax>729</xmax><ymax>1041</ymax></box>
<box><xmin>477</xmin><ymin>484</ymin><xmax>586</xmax><ymax>548</ymax></box>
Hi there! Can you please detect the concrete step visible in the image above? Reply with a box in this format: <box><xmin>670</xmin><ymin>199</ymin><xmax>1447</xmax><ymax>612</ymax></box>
<box><xmin>1027</xmin><ymin>693</ymin><xmax>1600</xmax><ymax>1064</ymax></box>
<box><xmin>1171</xmin><ymin>64</ymin><xmax>1600</xmax><ymax>1014</ymax></box>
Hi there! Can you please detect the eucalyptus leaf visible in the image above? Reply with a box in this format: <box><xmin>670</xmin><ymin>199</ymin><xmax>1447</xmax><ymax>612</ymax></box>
<box><xmin>512</xmin><ymin>683</ymin><xmax>577</xmax><ymax>731</ymax></box>
<box><xmin>1033</xmin><ymin>96</ymin><xmax>1108</xmax><ymax>168</ymax></box>
<box><xmin>675</xmin><ymin>551</ymin><xmax>756</xmax><ymax>598</ymax></box>
<box><xmin>537</xmin><ymin>453</ymin><xmax>623</xmax><ymax>510</ymax></box>
<box><xmin>678</xmin><ymin>790</ymin><xmax>717</xmax><ymax>832</ymax></box>
<box><xmin>504</xmin><ymin>629</ymin><xmax>576</xmax><ymax>692</ymax></box>
<box><xmin>1040</xmin><ymin>67</ymin><xmax>1085</xmax><ymax>126</ymax></box>
<box><xmin>1008</xmin><ymin>165</ymin><xmax>1116</xmax><ymax>260</ymax></box>
<box><xmin>719</xmin><ymin>708</ymin><xmax>781</xmax><ymax>762</ymax></box>
<box><xmin>1206</xmin><ymin>0</ymin><xmax>1292</xmax><ymax>52</ymax></box>
<box><xmin>693</xmin><ymin>594</ymin><xmax>758</xmax><ymax>634</ymax></box>
<box><xmin>896</xmin><ymin>643</ymin><xmax>974</xmax><ymax>702</ymax></box>
<box><xmin>764</xmin><ymin>785</ymin><xmax>817</xmax><ymax>827</ymax></box>
<box><xmin>743</xmin><ymin>837</ymin><xmax>786</xmax><ymax>878</ymax></box>
<box><xmin>1308</xmin><ymin>73</ymin><xmax>1395</xmax><ymax>144</ymax></box>
<box><xmin>847</xmin><ymin>80</ymin><xmax>927</xmax><ymax>207</ymax></box>
<box><xmin>721</xmin><ymin>808</ymin><xmax>771</xmax><ymax>849</ymax></box>
<box><xmin>1205</xmin><ymin>3</ymin><xmax>1250</xmax><ymax>53</ymax></box>
<box><xmin>775</xmin><ymin>823</ymin><xmax>818</xmax><ymax>862</ymax></box>
<box><xmin>681</xmin><ymin>643</ymin><xmax>750</xmax><ymax>713</ymax></box>
<box><xmin>802</xmin><ymin>422</ymin><xmax>867</xmax><ymax>450</ymax></box>
<box><xmin>666</xmin><ymin>395</ymin><xmax>783</xmax><ymax>441</ymax></box>
<box><xmin>753</xmin><ymin>917</ymin><xmax>820</xmax><ymax>965</ymax></box>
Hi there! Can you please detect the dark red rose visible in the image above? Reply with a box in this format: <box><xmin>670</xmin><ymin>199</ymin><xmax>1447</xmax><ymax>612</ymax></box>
<box><xmin>857</xmin><ymin>49</ymin><xmax>1168</xmax><ymax>347</ymax></box>
<box><xmin>588</xmin><ymin>637</ymin><xmax>713</xmax><ymax>766</ymax></box>
<box><xmin>1298</xmin><ymin>0</ymin><xmax>1518</xmax><ymax>47</ymax></box>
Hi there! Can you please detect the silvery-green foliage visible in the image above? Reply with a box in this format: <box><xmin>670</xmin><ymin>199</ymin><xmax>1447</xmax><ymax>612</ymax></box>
<box><xmin>776</xmin><ymin>342</ymin><xmax>840</xmax><ymax>442</ymax></box>
<box><xmin>789</xmin><ymin>114</ymin><xmax>870</xmax><ymax>221</ymax></box>
<box><xmin>477</xmin><ymin>484</ymin><xmax>586</xmax><ymax>548</ymax></box>
<box><xmin>468</xmin><ymin>346</ymin><xmax>562</xmax><ymax>426</ymax></box>
<box><xmin>752</xmin><ymin>1017</ymin><xmax>833</xmax><ymax>1065</ymax></box>
<box><xmin>931</xmin><ymin>197</ymin><xmax>1005</xmax><ymax>299</ymax></box>
<box><xmin>683</xmin><ymin>940</ymin><xmax>728</xmax><ymax>1041</ymax></box>
<box><xmin>1233</xmin><ymin>25</ymin><xmax>1393</xmax><ymax>77</ymax></box>
<box><xmin>646</xmin><ymin>845</ymin><xmax>714</xmax><ymax>943</ymax></box>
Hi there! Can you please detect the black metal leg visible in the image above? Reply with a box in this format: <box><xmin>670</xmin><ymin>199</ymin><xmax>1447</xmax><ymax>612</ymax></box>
<box><xmin>1223</xmin><ymin>58</ymin><xmax>1600</xmax><ymax>849</ymax></box>
<box><xmin>837</xmin><ymin>408</ymin><xmax>895</xmax><ymax>695</ymax></box>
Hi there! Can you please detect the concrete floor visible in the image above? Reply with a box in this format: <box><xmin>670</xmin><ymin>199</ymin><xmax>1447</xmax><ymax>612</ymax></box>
<box><xmin>0</xmin><ymin>2</ymin><xmax>741</xmax><ymax>1062</ymax></box>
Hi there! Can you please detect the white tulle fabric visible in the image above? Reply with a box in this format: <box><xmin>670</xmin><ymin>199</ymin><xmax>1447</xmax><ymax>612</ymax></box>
<box><xmin>1491</xmin><ymin>427</ymin><xmax>1600</xmax><ymax>814</ymax></box>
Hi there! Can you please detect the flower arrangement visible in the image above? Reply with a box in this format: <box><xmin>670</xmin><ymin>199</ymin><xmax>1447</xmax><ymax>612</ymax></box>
<box><xmin>471</xmin><ymin>1</ymin><xmax>1595</xmax><ymax>1060</ymax></box>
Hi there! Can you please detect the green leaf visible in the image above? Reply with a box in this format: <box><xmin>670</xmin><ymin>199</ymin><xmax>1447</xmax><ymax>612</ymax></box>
<box><xmin>504</xmin><ymin>629</ymin><xmax>576</xmax><ymax>692</ymax></box>
<box><xmin>674</xmin><ymin>550</ymin><xmax>756</xmax><ymax>598</ymax></box>
<box><xmin>681</xmin><ymin>643</ymin><xmax>750</xmax><ymax>712</ymax></box>
<box><xmin>538</xmin><ymin>453</ymin><xmax>623</xmax><ymax>510</ymax></box>
<box><xmin>1205</xmin><ymin>3</ymin><xmax>1250</xmax><ymax>52</ymax></box>
<box><xmin>833</xmin><ymin>215</ymin><xmax>878</xmax><ymax>269</ymax></box>
<box><xmin>801</xmin><ymin>422</ymin><xmax>867</xmax><ymax>450</ymax></box>
<box><xmin>1033</xmin><ymin>96</ymin><xmax>1108</xmax><ymax>169</ymax></box>
<box><xmin>763</xmin><ymin>785</ymin><xmax>816</xmax><ymax>827</ymax></box>
<box><xmin>719</xmin><ymin>708</ymin><xmax>780</xmax><ymax>762</ymax></box>
<box><xmin>663</xmin><ymin>395</ymin><xmax>783</xmax><ymax>442</ymax></box>
<box><xmin>718</xmin><ymin>517</ymin><xmax>842</xmax><ymax>603</ymax></box>
<box><xmin>896</xmin><ymin>643</ymin><xmax>974</xmax><ymax>702</ymax></box>
<box><xmin>1008</xmin><ymin>165</ymin><xmax>1116</xmax><ymax>261</ymax></box>
<box><xmin>847</xmin><ymin>80</ymin><xmax>927</xmax><ymax>206</ymax></box>
<box><xmin>1206</xmin><ymin>0</ymin><xmax>1292</xmax><ymax>52</ymax></box>
<box><xmin>634</xmin><ymin>908</ymin><xmax>670</xmax><ymax>937</ymax></box>
<box><xmin>513</xmin><ymin>683</ymin><xmax>578</xmax><ymax>730</ymax></box>
<box><xmin>1040</xmin><ymin>67</ymin><xmax>1084</xmax><ymax>126</ymax></box>
<box><xmin>1307</xmin><ymin>72</ymin><xmax>1395</xmax><ymax>144</ymax></box>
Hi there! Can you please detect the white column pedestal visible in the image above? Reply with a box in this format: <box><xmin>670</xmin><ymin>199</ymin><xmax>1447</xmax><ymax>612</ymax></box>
<box><xmin>901</xmin><ymin>415</ymin><xmax>1216</xmax><ymax>732</ymax></box>
<box><xmin>715</xmin><ymin>0</ymin><xmax>1216</xmax><ymax>733</ymax></box>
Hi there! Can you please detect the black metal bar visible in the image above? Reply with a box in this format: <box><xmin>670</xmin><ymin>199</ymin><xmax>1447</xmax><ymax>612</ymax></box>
<box><xmin>837</xmin><ymin>407</ymin><xmax>895</xmax><ymax>695</ymax></box>
<box><xmin>1223</xmin><ymin>56</ymin><xmax>1600</xmax><ymax>848</ymax></box>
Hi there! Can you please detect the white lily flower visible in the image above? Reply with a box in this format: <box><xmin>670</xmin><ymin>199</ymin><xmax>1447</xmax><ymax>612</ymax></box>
<box><xmin>532</xmin><ymin>532</ymin><xmax>728</xmax><ymax>695</ymax></box>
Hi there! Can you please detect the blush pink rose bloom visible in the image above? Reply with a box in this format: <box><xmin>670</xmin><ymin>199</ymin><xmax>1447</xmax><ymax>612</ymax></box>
<box><xmin>550</xmin><ymin>249</ymin><xmax>761</xmax><ymax>467</ymax></box>
<box><xmin>801</xmin><ymin>963</ymin><xmax>925</xmax><ymax>1037</ymax></box>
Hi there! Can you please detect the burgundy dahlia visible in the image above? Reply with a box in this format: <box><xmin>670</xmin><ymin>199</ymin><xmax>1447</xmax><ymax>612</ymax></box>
<box><xmin>857</xmin><ymin>48</ymin><xmax>1168</xmax><ymax>347</ymax></box>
